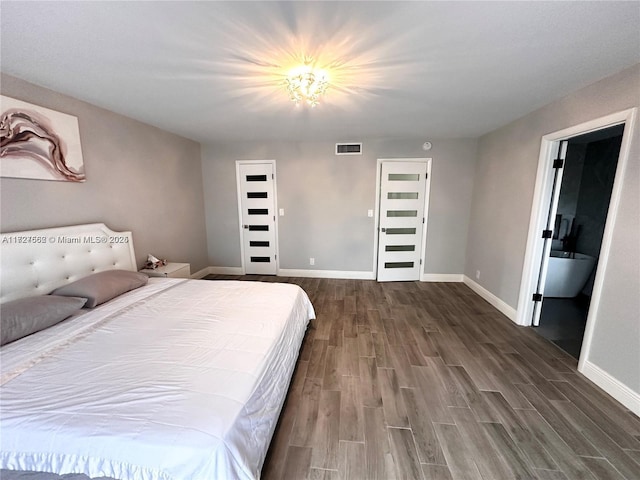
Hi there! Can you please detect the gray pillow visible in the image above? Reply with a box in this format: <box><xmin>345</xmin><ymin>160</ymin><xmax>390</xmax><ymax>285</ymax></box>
<box><xmin>50</xmin><ymin>270</ymin><xmax>149</xmax><ymax>308</ymax></box>
<box><xmin>1</xmin><ymin>295</ymin><xmax>87</xmax><ymax>346</ymax></box>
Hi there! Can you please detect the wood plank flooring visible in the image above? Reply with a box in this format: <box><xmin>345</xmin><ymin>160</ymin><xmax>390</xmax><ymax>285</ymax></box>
<box><xmin>206</xmin><ymin>275</ymin><xmax>640</xmax><ymax>480</ymax></box>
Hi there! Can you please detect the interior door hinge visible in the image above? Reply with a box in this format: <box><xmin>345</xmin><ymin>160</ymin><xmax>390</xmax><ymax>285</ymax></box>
<box><xmin>422</xmin><ymin>217</ymin><xmax>425</xmax><ymax>224</ymax></box>
<box><xmin>542</xmin><ymin>230</ymin><xmax>553</xmax><ymax>239</ymax></box>
<box><xmin>553</xmin><ymin>159</ymin><xmax>564</xmax><ymax>169</ymax></box>
<box><xmin>532</xmin><ymin>293</ymin><xmax>543</xmax><ymax>302</ymax></box>
<box><xmin>272</xmin><ymin>173</ymin><xmax>274</xmax><ymax>179</ymax></box>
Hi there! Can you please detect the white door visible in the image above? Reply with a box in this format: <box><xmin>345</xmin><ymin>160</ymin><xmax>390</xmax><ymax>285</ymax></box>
<box><xmin>238</xmin><ymin>162</ymin><xmax>277</xmax><ymax>275</ymax></box>
<box><xmin>377</xmin><ymin>161</ymin><xmax>428</xmax><ymax>281</ymax></box>
<box><xmin>531</xmin><ymin>141</ymin><xmax>568</xmax><ymax>326</ymax></box>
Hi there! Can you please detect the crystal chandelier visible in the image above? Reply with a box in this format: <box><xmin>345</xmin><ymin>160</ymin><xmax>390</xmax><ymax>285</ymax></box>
<box><xmin>285</xmin><ymin>63</ymin><xmax>329</xmax><ymax>107</ymax></box>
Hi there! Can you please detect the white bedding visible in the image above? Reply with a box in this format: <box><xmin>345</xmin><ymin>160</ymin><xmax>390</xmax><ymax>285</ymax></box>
<box><xmin>0</xmin><ymin>279</ymin><xmax>314</xmax><ymax>480</ymax></box>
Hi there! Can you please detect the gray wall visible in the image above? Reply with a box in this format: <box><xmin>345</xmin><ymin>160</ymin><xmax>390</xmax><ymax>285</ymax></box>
<box><xmin>201</xmin><ymin>138</ymin><xmax>477</xmax><ymax>275</ymax></box>
<box><xmin>0</xmin><ymin>74</ymin><xmax>209</xmax><ymax>273</ymax></box>
<box><xmin>465</xmin><ymin>64</ymin><xmax>640</xmax><ymax>392</ymax></box>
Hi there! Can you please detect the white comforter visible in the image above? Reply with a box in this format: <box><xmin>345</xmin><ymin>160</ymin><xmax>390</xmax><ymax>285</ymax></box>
<box><xmin>0</xmin><ymin>279</ymin><xmax>314</xmax><ymax>480</ymax></box>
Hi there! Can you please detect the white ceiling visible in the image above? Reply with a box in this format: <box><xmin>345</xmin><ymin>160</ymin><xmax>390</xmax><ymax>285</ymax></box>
<box><xmin>1</xmin><ymin>1</ymin><xmax>639</xmax><ymax>144</ymax></box>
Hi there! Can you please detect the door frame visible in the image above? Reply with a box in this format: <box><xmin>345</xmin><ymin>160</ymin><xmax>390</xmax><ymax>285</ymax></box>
<box><xmin>373</xmin><ymin>158</ymin><xmax>432</xmax><ymax>280</ymax></box>
<box><xmin>515</xmin><ymin>108</ymin><xmax>637</xmax><ymax>367</ymax></box>
<box><xmin>235</xmin><ymin>159</ymin><xmax>279</xmax><ymax>275</ymax></box>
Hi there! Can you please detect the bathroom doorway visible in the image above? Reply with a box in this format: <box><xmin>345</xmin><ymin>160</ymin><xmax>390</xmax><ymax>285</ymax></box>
<box><xmin>516</xmin><ymin>107</ymin><xmax>636</xmax><ymax>368</ymax></box>
<box><xmin>535</xmin><ymin>124</ymin><xmax>624</xmax><ymax>358</ymax></box>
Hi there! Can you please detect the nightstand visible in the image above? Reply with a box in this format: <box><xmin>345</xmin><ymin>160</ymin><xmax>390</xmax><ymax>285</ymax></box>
<box><xmin>140</xmin><ymin>262</ymin><xmax>191</xmax><ymax>279</ymax></box>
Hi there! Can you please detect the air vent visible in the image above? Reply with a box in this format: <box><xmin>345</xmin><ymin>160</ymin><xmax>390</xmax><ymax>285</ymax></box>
<box><xmin>336</xmin><ymin>143</ymin><xmax>362</xmax><ymax>155</ymax></box>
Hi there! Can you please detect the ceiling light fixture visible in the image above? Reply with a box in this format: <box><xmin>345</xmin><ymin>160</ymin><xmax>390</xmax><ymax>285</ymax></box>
<box><xmin>285</xmin><ymin>61</ymin><xmax>329</xmax><ymax>107</ymax></box>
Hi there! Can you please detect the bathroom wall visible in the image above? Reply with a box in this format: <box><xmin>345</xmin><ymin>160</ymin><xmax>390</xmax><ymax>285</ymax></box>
<box><xmin>553</xmin><ymin>144</ymin><xmax>586</xmax><ymax>249</ymax></box>
<box><xmin>574</xmin><ymin>134</ymin><xmax>623</xmax><ymax>258</ymax></box>
<box><xmin>554</xmin><ymin>130</ymin><xmax>623</xmax><ymax>257</ymax></box>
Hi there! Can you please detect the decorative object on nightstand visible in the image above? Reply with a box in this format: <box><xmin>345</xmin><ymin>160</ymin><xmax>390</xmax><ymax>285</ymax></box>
<box><xmin>142</xmin><ymin>254</ymin><xmax>167</xmax><ymax>270</ymax></box>
<box><xmin>140</xmin><ymin>262</ymin><xmax>190</xmax><ymax>279</ymax></box>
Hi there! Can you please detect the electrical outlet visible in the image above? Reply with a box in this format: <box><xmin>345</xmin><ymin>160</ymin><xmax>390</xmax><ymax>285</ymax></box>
<box><xmin>279</xmin><ymin>208</ymin><xmax>285</xmax><ymax>216</ymax></box>
<box><xmin>476</xmin><ymin>270</ymin><xmax>481</xmax><ymax>280</ymax></box>
<box><xmin>367</xmin><ymin>209</ymin><xmax>374</xmax><ymax>217</ymax></box>
<box><xmin>310</xmin><ymin>257</ymin><xmax>315</xmax><ymax>266</ymax></box>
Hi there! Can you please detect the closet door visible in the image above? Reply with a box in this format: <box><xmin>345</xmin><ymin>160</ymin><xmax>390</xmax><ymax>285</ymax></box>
<box><xmin>377</xmin><ymin>161</ymin><xmax>428</xmax><ymax>281</ymax></box>
<box><xmin>238</xmin><ymin>162</ymin><xmax>277</xmax><ymax>275</ymax></box>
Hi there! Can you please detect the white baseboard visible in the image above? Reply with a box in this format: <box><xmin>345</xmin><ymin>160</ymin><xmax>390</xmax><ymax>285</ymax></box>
<box><xmin>190</xmin><ymin>267</ymin><xmax>210</xmax><ymax>279</ymax></box>
<box><xmin>462</xmin><ymin>276</ymin><xmax>517</xmax><ymax>322</ymax></box>
<box><xmin>203</xmin><ymin>267</ymin><xmax>376</xmax><ymax>280</ymax></box>
<box><xmin>581</xmin><ymin>360</ymin><xmax>640</xmax><ymax>417</ymax></box>
<box><xmin>205</xmin><ymin>268</ymin><xmax>466</xmax><ymax>282</ymax></box>
<box><xmin>421</xmin><ymin>273</ymin><xmax>464</xmax><ymax>282</ymax></box>
<box><xmin>208</xmin><ymin>266</ymin><xmax>244</xmax><ymax>275</ymax></box>
<box><xmin>278</xmin><ymin>268</ymin><xmax>376</xmax><ymax>280</ymax></box>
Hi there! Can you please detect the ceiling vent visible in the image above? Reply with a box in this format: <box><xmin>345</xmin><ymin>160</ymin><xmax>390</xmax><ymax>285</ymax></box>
<box><xmin>336</xmin><ymin>143</ymin><xmax>362</xmax><ymax>155</ymax></box>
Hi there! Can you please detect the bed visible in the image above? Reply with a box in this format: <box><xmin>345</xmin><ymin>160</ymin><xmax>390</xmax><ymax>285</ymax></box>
<box><xmin>0</xmin><ymin>223</ymin><xmax>315</xmax><ymax>480</ymax></box>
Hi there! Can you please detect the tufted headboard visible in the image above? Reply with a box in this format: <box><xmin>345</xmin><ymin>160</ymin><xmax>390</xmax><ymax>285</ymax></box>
<box><xmin>0</xmin><ymin>223</ymin><xmax>136</xmax><ymax>303</ymax></box>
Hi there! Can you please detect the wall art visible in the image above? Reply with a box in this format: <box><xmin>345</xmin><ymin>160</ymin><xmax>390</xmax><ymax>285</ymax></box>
<box><xmin>0</xmin><ymin>95</ymin><xmax>85</xmax><ymax>182</ymax></box>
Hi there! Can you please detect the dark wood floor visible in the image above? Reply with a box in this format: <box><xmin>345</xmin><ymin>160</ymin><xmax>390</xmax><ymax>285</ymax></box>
<box><xmin>206</xmin><ymin>275</ymin><xmax>640</xmax><ymax>480</ymax></box>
